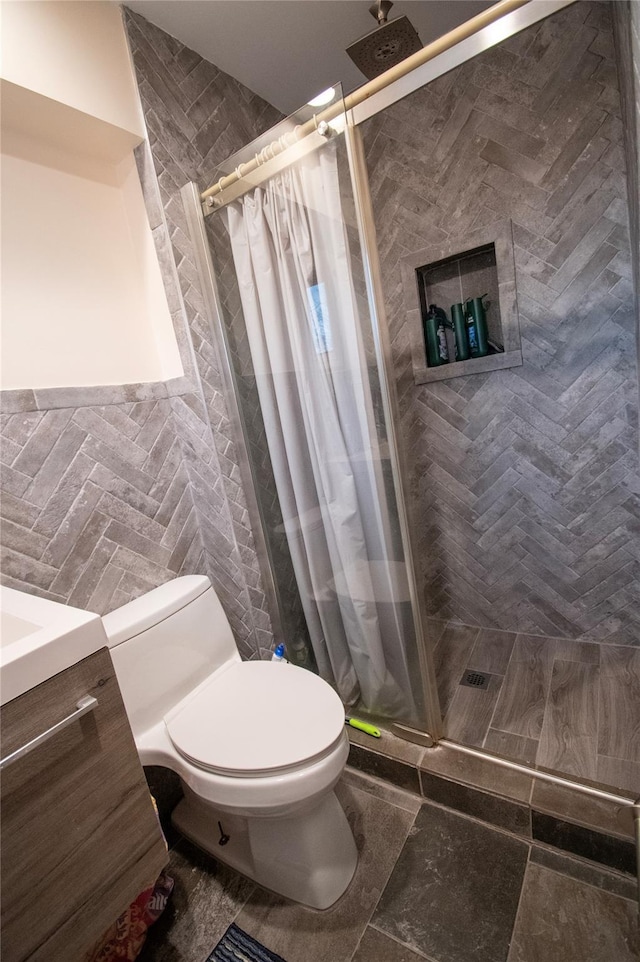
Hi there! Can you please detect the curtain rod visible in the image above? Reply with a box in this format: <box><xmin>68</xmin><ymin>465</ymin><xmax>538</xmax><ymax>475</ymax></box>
<box><xmin>200</xmin><ymin>0</ymin><xmax>530</xmax><ymax>207</ymax></box>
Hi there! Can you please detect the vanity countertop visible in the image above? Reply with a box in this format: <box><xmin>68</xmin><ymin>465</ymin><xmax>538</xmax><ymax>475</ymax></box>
<box><xmin>0</xmin><ymin>587</ymin><xmax>108</xmax><ymax>705</ymax></box>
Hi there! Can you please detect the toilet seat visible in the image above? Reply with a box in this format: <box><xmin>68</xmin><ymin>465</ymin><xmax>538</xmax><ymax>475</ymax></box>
<box><xmin>164</xmin><ymin>661</ymin><xmax>345</xmax><ymax>777</ymax></box>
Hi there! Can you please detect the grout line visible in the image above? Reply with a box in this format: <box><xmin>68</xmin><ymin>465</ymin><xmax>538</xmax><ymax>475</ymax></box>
<box><xmin>419</xmin><ymin>794</ymin><xmax>531</xmax><ymax>846</ymax></box>
<box><xmin>342</xmin><ymin>767</ymin><xmax>423</xmax><ymax>813</ymax></box>
<box><xmin>484</xmin><ymin>635</ymin><xmax>517</xmax><ymax>743</ymax></box>
<box><xmin>346</xmin><ymin>806</ymin><xmax>420</xmax><ymax>962</ymax></box>
<box><xmin>366</xmin><ymin>921</ymin><xmax>441</xmax><ymax>961</ymax></box>
<box><xmin>595</xmin><ymin>652</ymin><xmax>603</xmax><ymax>782</ymax></box>
<box><xmin>507</xmin><ymin>843</ymin><xmax>534</xmax><ymax>959</ymax></box>
<box><xmin>529</xmin><ymin>841</ymin><xmax>639</xmax><ymax>903</ymax></box>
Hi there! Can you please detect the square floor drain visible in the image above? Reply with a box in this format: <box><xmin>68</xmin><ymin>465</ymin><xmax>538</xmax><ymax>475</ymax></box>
<box><xmin>459</xmin><ymin>670</ymin><xmax>492</xmax><ymax>690</ymax></box>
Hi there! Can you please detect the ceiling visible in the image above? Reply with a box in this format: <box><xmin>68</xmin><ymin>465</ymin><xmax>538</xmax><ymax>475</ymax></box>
<box><xmin>124</xmin><ymin>1</ymin><xmax>494</xmax><ymax>114</ymax></box>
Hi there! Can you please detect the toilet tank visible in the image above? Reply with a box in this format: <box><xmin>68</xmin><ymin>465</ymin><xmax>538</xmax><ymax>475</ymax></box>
<box><xmin>102</xmin><ymin>576</ymin><xmax>240</xmax><ymax>740</ymax></box>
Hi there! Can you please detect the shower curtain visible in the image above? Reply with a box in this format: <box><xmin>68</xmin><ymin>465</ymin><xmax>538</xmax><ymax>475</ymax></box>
<box><xmin>225</xmin><ymin>141</ymin><xmax>415</xmax><ymax>717</ymax></box>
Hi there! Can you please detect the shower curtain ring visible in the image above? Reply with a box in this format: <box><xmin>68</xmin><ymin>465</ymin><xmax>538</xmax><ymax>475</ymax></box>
<box><xmin>235</xmin><ymin>162</ymin><xmax>246</xmax><ymax>180</ymax></box>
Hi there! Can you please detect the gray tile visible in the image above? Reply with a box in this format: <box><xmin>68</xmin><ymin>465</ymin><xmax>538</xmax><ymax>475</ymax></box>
<box><xmin>537</xmin><ymin>659</ymin><xmax>599</xmax><ymax>780</ymax></box>
<box><xmin>531</xmin><ymin>811</ymin><xmax>636</xmax><ymax>875</ymax></box>
<box><xmin>33</xmin><ymin>383</ymin><xmax>167</xmax><ymax>411</ymax></box>
<box><xmin>136</xmin><ymin>838</ymin><xmax>254</xmax><ymax>962</ymax></box>
<box><xmin>531</xmin><ymin>778</ymin><xmax>635</xmax><ymax>841</ymax></box>
<box><xmin>373</xmin><ymin>801</ymin><xmax>529</xmax><ymax>962</ymax></box>
<box><xmin>340</xmin><ymin>769</ymin><xmax>422</xmax><ymax>815</ymax></box>
<box><xmin>491</xmin><ymin>635</ymin><xmax>556</xmax><ymax>740</ymax></box>
<box><xmin>433</xmin><ymin>624</ymin><xmax>480</xmax><ymax>716</ymax></box>
<box><xmin>347</xmin><ymin>726</ymin><xmax>424</xmax><ymax>767</ymax></box>
<box><xmin>484</xmin><ymin>729</ymin><xmax>539</xmax><ymax>766</ymax></box>
<box><xmin>235</xmin><ymin>782</ymin><xmax>415</xmax><ymax>962</ymax></box>
<box><xmin>348</xmin><ymin>744</ymin><xmax>421</xmax><ymax>795</ymax></box>
<box><xmin>421</xmin><ymin>743</ymin><xmax>534</xmax><ymax>804</ymax></box>
<box><xmin>595</xmin><ymin>755</ymin><xmax>640</xmax><ymax>796</ymax></box>
<box><xmin>352</xmin><ymin>927</ymin><xmax>428</xmax><ymax>962</ymax></box>
<box><xmin>12</xmin><ymin>409</ymin><xmax>73</xmax><ymax>477</ymax></box>
<box><xmin>419</xmin><ymin>770</ymin><xmax>531</xmax><ymax>837</ymax></box>
<box><xmin>358</xmin><ymin>2</ymin><xmax>640</xmax><ymax>645</ymax></box>
<box><xmin>507</xmin><ymin>862</ymin><xmax>639</xmax><ymax>962</ymax></box>
<box><xmin>0</xmin><ymin>390</ymin><xmax>37</xmax><ymax>414</ymax></box>
<box><xmin>554</xmin><ymin>638</ymin><xmax>600</xmax><ymax>663</ymax></box>
<box><xmin>468</xmin><ymin>628</ymin><xmax>517</xmax><ymax>674</ymax></box>
<box><xmin>530</xmin><ymin>844</ymin><xmax>638</xmax><ymax>902</ymax></box>
<box><xmin>598</xmin><ymin>646</ymin><xmax>640</xmax><ymax>763</ymax></box>
<box><xmin>444</xmin><ymin>671</ymin><xmax>504</xmax><ymax>747</ymax></box>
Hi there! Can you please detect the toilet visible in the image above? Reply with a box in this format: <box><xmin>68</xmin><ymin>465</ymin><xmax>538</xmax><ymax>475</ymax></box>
<box><xmin>102</xmin><ymin>575</ymin><xmax>358</xmax><ymax>909</ymax></box>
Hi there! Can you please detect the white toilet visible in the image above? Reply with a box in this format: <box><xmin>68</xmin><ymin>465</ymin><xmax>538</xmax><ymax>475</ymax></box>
<box><xmin>102</xmin><ymin>575</ymin><xmax>357</xmax><ymax>909</ymax></box>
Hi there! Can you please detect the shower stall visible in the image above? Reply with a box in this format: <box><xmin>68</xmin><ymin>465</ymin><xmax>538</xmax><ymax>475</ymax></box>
<box><xmin>182</xmin><ymin>91</ymin><xmax>440</xmax><ymax>740</ymax></box>
<box><xmin>180</xmin><ymin>0</ymin><xmax>639</xmax><ymax>814</ymax></box>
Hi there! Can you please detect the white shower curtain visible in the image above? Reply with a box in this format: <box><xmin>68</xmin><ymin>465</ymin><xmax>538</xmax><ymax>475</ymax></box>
<box><xmin>225</xmin><ymin>141</ymin><xmax>415</xmax><ymax>717</ymax></box>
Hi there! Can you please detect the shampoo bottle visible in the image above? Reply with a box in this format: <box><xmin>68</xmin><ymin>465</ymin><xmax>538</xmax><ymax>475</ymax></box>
<box><xmin>423</xmin><ymin>304</ymin><xmax>450</xmax><ymax>367</ymax></box>
<box><xmin>450</xmin><ymin>303</ymin><xmax>471</xmax><ymax>361</ymax></box>
<box><xmin>464</xmin><ymin>296</ymin><xmax>489</xmax><ymax>358</ymax></box>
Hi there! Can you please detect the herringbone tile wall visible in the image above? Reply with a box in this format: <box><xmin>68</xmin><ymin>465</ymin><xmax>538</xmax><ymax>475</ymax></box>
<box><xmin>362</xmin><ymin>1</ymin><xmax>640</xmax><ymax>642</ymax></box>
<box><xmin>123</xmin><ymin>8</ymin><xmax>285</xmax><ymax>654</ymax></box>
<box><xmin>1</xmin><ymin>396</ymin><xmax>205</xmax><ymax>616</ymax></box>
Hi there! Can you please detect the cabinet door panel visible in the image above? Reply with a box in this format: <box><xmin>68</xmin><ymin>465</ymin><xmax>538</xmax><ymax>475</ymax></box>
<box><xmin>1</xmin><ymin>648</ymin><xmax>168</xmax><ymax>962</ymax></box>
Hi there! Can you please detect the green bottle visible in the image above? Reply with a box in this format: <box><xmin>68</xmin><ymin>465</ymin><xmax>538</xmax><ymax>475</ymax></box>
<box><xmin>423</xmin><ymin>304</ymin><xmax>450</xmax><ymax>367</ymax></box>
<box><xmin>450</xmin><ymin>303</ymin><xmax>471</xmax><ymax>361</ymax></box>
<box><xmin>464</xmin><ymin>295</ymin><xmax>489</xmax><ymax>358</ymax></box>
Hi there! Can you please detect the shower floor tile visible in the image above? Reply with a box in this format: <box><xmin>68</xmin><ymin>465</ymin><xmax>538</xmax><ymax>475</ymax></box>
<box><xmin>434</xmin><ymin>623</ymin><xmax>640</xmax><ymax>793</ymax></box>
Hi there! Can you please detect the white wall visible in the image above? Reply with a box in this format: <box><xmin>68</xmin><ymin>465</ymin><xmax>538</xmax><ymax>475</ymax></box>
<box><xmin>0</xmin><ymin>1</ymin><xmax>183</xmax><ymax>390</ymax></box>
<box><xmin>0</xmin><ymin>1</ymin><xmax>145</xmax><ymax>138</ymax></box>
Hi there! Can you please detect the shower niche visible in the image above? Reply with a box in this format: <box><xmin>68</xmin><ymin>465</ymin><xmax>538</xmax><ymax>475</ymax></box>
<box><xmin>401</xmin><ymin>220</ymin><xmax>523</xmax><ymax>384</ymax></box>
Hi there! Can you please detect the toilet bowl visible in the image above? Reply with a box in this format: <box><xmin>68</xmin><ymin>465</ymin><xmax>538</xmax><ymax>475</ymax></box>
<box><xmin>102</xmin><ymin>575</ymin><xmax>357</xmax><ymax>909</ymax></box>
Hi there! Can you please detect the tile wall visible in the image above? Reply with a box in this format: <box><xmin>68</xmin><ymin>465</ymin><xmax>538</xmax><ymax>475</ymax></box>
<box><xmin>362</xmin><ymin>1</ymin><xmax>640</xmax><ymax>641</ymax></box>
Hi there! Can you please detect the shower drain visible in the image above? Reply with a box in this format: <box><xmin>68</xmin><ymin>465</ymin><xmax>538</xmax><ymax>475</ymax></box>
<box><xmin>460</xmin><ymin>670</ymin><xmax>492</xmax><ymax>690</ymax></box>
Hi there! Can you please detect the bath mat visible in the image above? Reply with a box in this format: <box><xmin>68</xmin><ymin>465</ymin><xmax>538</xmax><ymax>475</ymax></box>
<box><xmin>207</xmin><ymin>923</ymin><xmax>287</xmax><ymax>962</ymax></box>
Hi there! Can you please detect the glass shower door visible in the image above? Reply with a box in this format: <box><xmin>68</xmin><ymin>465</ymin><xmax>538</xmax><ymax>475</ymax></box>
<box><xmin>187</xmin><ymin>92</ymin><xmax>439</xmax><ymax>733</ymax></box>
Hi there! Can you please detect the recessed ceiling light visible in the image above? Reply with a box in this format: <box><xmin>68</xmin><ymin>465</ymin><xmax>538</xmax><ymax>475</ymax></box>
<box><xmin>307</xmin><ymin>87</ymin><xmax>336</xmax><ymax>108</ymax></box>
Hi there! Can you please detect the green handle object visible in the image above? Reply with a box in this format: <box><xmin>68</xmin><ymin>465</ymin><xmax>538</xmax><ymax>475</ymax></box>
<box><xmin>345</xmin><ymin>717</ymin><xmax>381</xmax><ymax>738</ymax></box>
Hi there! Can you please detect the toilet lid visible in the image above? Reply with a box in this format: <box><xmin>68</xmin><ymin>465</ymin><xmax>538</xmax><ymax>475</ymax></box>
<box><xmin>164</xmin><ymin>661</ymin><xmax>346</xmax><ymax>776</ymax></box>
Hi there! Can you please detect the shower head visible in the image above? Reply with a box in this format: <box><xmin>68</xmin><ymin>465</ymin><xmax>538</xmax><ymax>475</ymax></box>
<box><xmin>346</xmin><ymin>1</ymin><xmax>422</xmax><ymax>81</ymax></box>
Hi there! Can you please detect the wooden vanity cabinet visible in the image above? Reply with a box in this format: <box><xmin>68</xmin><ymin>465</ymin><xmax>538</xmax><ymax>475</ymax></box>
<box><xmin>0</xmin><ymin>647</ymin><xmax>168</xmax><ymax>962</ymax></box>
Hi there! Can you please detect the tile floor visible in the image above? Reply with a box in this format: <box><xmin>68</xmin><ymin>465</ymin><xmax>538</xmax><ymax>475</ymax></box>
<box><xmin>139</xmin><ymin>768</ymin><xmax>638</xmax><ymax>962</ymax></box>
<box><xmin>431</xmin><ymin>622</ymin><xmax>640</xmax><ymax>794</ymax></box>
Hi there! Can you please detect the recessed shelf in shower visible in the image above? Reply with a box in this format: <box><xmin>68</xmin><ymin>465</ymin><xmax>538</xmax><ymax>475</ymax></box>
<box><xmin>400</xmin><ymin>219</ymin><xmax>523</xmax><ymax>384</ymax></box>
